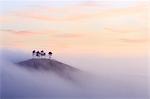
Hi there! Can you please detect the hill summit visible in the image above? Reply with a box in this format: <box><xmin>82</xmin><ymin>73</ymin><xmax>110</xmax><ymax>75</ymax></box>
<box><xmin>17</xmin><ymin>58</ymin><xmax>81</xmax><ymax>81</ymax></box>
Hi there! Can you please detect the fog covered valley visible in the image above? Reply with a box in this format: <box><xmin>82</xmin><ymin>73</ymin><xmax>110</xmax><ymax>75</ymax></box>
<box><xmin>0</xmin><ymin>49</ymin><xmax>148</xmax><ymax>99</ymax></box>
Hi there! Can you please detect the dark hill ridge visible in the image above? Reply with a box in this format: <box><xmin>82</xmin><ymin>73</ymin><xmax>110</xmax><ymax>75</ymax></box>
<box><xmin>18</xmin><ymin>58</ymin><xmax>79</xmax><ymax>71</ymax></box>
<box><xmin>17</xmin><ymin>58</ymin><xmax>81</xmax><ymax>81</ymax></box>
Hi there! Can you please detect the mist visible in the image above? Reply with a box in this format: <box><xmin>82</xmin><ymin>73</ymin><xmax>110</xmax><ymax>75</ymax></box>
<box><xmin>0</xmin><ymin>49</ymin><xmax>149</xmax><ymax>99</ymax></box>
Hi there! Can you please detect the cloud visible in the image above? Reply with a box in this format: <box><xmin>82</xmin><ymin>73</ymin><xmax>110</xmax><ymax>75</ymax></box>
<box><xmin>0</xmin><ymin>29</ymin><xmax>36</xmax><ymax>35</ymax></box>
<box><xmin>1</xmin><ymin>49</ymin><xmax>148</xmax><ymax>98</ymax></box>
<box><xmin>119</xmin><ymin>38</ymin><xmax>148</xmax><ymax>43</ymax></box>
<box><xmin>12</xmin><ymin>1</ymin><xmax>147</xmax><ymax>22</ymax></box>
<box><xmin>53</xmin><ymin>33</ymin><xmax>83</xmax><ymax>38</ymax></box>
<box><xmin>0</xmin><ymin>16</ymin><xmax>15</xmax><ymax>23</ymax></box>
<box><xmin>104</xmin><ymin>27</ymin><xmax>133</xmax><ymax>33</ymax></box>
<box><xmin>0</xmin><ymin>48</ymin><xmax>30</xmax><ymax>62</ymax></box>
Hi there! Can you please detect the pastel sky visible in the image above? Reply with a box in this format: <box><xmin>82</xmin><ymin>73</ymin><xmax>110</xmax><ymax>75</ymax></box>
<box><xmin>0</xmin><ymin>0</ymin><xmax>149</xmax><ymax>57</ymax></box>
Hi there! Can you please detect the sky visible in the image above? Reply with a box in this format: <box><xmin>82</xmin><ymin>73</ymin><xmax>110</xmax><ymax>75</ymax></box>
<box><xmin>0</xmin><ymin>0</ymin><xmax>149</xmax><ymax>57</ymax></box>
<box><xmin>0</xmin><ymin>2</ymin><xmax>149</xmax><ymax>98</ymax></box>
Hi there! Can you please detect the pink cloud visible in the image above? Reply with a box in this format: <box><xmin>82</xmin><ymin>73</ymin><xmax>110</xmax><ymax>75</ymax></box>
<box><xmin>103</xmin><ymin>27</ymin><xmax>135</xmax><ymax>33</ymax></box>
<box><xmin>12</xmin><ymin>2</ymin><xmax>146</xmax><ymax>22</ymax></box>
<box><xmin>0</xmin><ymin>29</ymin><xmax>37</xmax><ymax>35</ymax></box>
<box><xmin>119</xmin><ymin>38</ymin><xmax>148</xmax><ymax>43</ymax></box>
<box><xmin>53</xmin><ymin>33</ymin><xmax>82</xmax><ymax>38</ymax></box>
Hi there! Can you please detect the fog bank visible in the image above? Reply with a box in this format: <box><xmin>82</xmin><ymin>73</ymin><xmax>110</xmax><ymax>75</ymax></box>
<box><xmin>0</xmin><ymin>49</ymin><xmax>149</xmax><ymax>99</ymax></box>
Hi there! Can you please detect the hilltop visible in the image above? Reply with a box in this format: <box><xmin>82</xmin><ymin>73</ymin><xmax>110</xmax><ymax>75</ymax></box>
<box><xmin>17</xmin><ymin>58</ymin><xmax>82</xmax><ymax>81</ymax></box>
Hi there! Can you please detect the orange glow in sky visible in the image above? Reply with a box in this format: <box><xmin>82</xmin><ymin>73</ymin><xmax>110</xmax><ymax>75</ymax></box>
<box><xmin>0</xmin><ymin>0</ymin><xmax>149</xmax><ymax>57</ymax></box>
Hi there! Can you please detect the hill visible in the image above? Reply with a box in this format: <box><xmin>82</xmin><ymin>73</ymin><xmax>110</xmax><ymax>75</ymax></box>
<box><xmin>17</xmin><ymin>58</ymin><xmax>81</xmax><ymax>82</ymax></box>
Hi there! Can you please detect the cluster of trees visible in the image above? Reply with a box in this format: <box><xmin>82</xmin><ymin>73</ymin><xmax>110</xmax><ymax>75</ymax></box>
<box><xmin>32</xmin><ymin>50</ymin><xmax>52</xmax><ymax>59</ymax></box>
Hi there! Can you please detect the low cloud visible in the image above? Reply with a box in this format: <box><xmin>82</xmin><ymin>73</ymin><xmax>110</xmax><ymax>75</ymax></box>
<box><xmin>0</xmin><ymin>49</ymin><xmax>148</xmax><ymax>99</ymax></box>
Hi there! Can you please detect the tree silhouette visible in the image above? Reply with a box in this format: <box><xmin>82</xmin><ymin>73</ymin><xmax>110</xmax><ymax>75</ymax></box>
<box><xmin>48</xmin><ymin>52</ymin><xmax>53</xmax><ymax>59</ymax></box>
<box><xmin>32</xmin><ymin>50</ymin><xmax>36</xmax><ymax>58</ymax></box>
<box><xmin>36</xmin><ymin>51</ymin><xmax>40</xmax><ymax>58</ymax></box>
<box><xmin>41</xmin><ymin>50</ymin><xmax>46</xmax><ymax>58</ymax></box>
